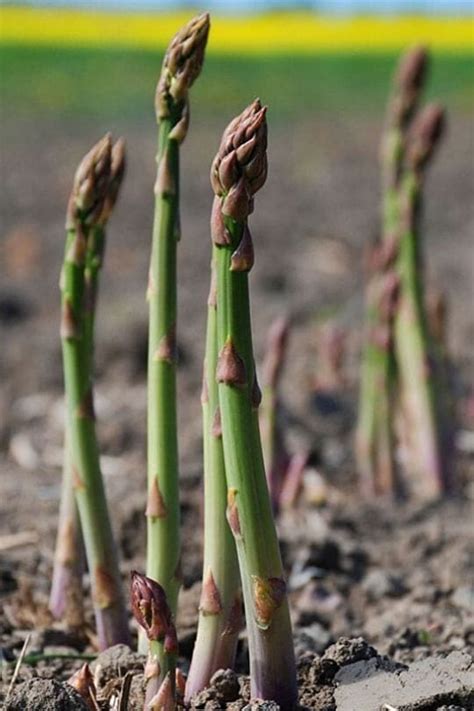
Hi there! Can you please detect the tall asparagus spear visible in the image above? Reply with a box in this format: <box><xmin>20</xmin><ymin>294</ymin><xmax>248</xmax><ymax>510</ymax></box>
<box><xmin>131</xmin><ymin>571</ymin><xmax>178</xmax><ymax>710</ymax></box>
<box><xmin>60</xmin><ymin>135</ymin><xmax>130</xmax><ymax>649</ymax></box>
<box><xmin>145</xmin><ymin>11</ymin><xmax>210</xmax><ymax>660</ymax></box>
<box><xmin>356</xmin><ymin>47</ymin><xmax>428</xmax><ymax>496</ymax></box>
<box><xmin>50</xmin><ymin>139</ymin><xmax>126</xmax><ymax>625</ymax></box>
<box><xmin>212</xmin><ymin>101</ymin><xmax>297</xmax><ymax>709</ymax></box>
<box><xmin>393</xmin><ymin>103</ymin><xmax>447</xmax><ymax>496</ymax></box>
<box><xmin>185</xmin><ymin>261</ymin><xmax>242</xmax><ymax>699</ymax></box>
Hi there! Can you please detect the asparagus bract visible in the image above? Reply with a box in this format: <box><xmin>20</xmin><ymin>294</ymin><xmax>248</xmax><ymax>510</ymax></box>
<box><xmin>185</xmin><ymin>260</ymin><xmax>241</xmax><ymax>699</ymax></box>
<box><xmin>145</xmin><ymin>11</ymin><xmax>209</xmax><ymax>667</ymax></box>
<box><xmin>60</xmin><ymin>135</ymin><xmax>130</xmax><ymax>649</ymax></box>
<box><xmin>212</xmin><ymin>101</ymin><xmax>297</xmax><ymax>709</ymax></box>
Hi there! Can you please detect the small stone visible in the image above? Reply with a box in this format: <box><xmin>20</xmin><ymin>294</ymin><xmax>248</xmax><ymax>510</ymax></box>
<box><xmin>362</xmin><ymin>569</ymin><xmax>407</xmax><ymax>600</ymax></box>
<box><xmin>451</xmin><ymin>585</ymin><xmax>474</xmax><ymax>611</ymax></box>
<box><xmin>324</xmin><ymin>637</ymin><xmax>378</xmax><ymax>667</ymax></box>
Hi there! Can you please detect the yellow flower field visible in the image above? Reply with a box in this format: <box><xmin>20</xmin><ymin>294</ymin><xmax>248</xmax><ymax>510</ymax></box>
<box><xmin>1</xmin><ymin>7</ymin><xmax>472</xmax><ymax>54</ymax></box>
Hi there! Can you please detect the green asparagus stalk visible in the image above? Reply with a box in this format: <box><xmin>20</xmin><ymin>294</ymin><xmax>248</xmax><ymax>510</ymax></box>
<box><xmin>185</xmin><ymin>261</ymin><xmax>242</xmax><ymax>699</ymax></box>
<box><xmin>356</xmin><ymin>47</ymin><xmax>428</xmax><ymax>496</ymax></box>
<box><xmin>131</xmin><ymin>571</ymin><xmax>178</xmax><ymax>709</ymax></box>
<box><xmin>60</xmin><ymin>135</ymin><xmax>130</xmax><ymax>649</ymax></box>
<box><xmin>212</xmin><ymin>101</ymin><xmax>297</xmax><ymax>709</ymax></box>
<box><xmin>145</xmin><ymin>12</ymin><xmax>209</xmax><ymax>663</ymax></box>
<box><xmin>50</xmin><ymin>139</ymin><xmax>126</xmax><ymax>625</ymax></box>
<box><xmin>393</xmin><ymin>103</ymin><xmax>447</xmax><ymax>496</ymax></box>
<box><xmin>49</xmin><ymin>429</ymin><xmax>85</xmax><ymax>626</ymax></box>
<box><xmin>260</xmin><ymin>317</ymin><xmax>291</xmax><ymax>512</ymax></box>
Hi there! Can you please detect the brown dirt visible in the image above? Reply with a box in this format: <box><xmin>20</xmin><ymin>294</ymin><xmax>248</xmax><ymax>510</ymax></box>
<box><xmin>0</xmin><ymin>111</ymin><xmax>473</xmax><ymax>708</ymax></box>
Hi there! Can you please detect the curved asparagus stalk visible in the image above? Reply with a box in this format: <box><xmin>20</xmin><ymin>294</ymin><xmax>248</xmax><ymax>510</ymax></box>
<box><xmin>185</xmin><ymin>261</ymin><xmax>242</xmax><ymax>700</ymax></box>
<box><xmin>145</xmin><ymin>12</ymin><xmax>210</xmax><ymax>662</ymax></box>
<box><xmin>260</xmin><ymin>317</ymin><xmax>290</xmax><ymax>512</ymax></box>
<box><xmin>393</xmin><ymin>104</ymin><xmax>447</xmax><ymax>496</ymax></box>
<box><xmin>60</xmin><ymin>135</ymin><xmax>130</xmax><ymax>649</ymax></box>
<box><xmin>212</xmin><ymin>101</ymin><xmax>297</xmax><ymax>709</ymax></box>
<box><xmin>130</xmin><ymin>571</ymin><xmax>178</xmax><ymax>709</ymax></box>
<box><xmin>356</xmin><ymin>47</ymin><xmax>428</xmax><ymax>496</ymax></box>
<box><xmin>51</xmin><ymin>139</ymin><xmax>126</xmax><ymax>625</ymax></box>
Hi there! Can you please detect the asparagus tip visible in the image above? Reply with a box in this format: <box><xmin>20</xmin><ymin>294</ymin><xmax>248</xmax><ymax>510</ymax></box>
<box><xmin>69</xmin><ymin>133</ymin><xmax>113</xmax><ymax>225</ymax></box>
<box><xmin>407</xmin><ymin>102</ymin><xmax>446</xmax><ymax>171</ymax></box>
<box><xmin>67</xmin><ymin>663</ymin><xmax>97</xmax><ymax>708</ymax></box>
<box><xmin>396</xmin><ymin>45</ymin><xmax>429</xmax><ymax>94</ymax></box>
<box><xmin>130</xmin><ymin>571</ymin><xmax>174</xmax><ymax>643</ymax></box>
<box><xmin>211</xmin><ymin>99</ymin><xmax>268</xmax><ymax>217</ymax></box>
<box><xmin>156</xmin><ymin>11</ymin><xmax>210</xmax><ymax>118</ymax></box>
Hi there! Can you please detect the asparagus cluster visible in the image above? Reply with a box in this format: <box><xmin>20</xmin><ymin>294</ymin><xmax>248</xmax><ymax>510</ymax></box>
<box><xmin>58</xmin><ymin>134</ymin><xmax>130</xmax><ymax>649</ymax></box>
<box><xmin>356</xmin><ymin>47</ymin><xmax>448</xmax><ymax>498</ymax></box>
<box><xmin>144</xmin><ymin>12</ymin><xmax>209</xmax><ymax>677</ymax></box>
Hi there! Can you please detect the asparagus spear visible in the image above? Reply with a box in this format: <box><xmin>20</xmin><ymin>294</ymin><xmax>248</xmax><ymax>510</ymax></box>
<box><xmin>185</xmin><ymin>261</ymin><xmax>242</xmax><ymax>699</ymax></box>
<box><xmin>131</xmin><ymin>571</ymin><xmax>178</xmax><ymax>710</ymax></box>
<box><xmin>393</xmin><ymin>103</ymin><xmax>447</xmax><ymax>496</ymax></box>
<box><xmin>212</xmin><ymin>101</ymin><xmax>297</xmax><ymax>708</ymax></box>
<box><xmin>60</xmin><ymin>135</ymin><xmax>130</xmax><ymax>649</ymax></box>
<box><xmin>50</xmin><ymin>139</ymin><xmax>126</xmax><ymax>626</ymax></box>
<box><xmin>145</xmin><ymin>11</ymin><xmax>209</xmax><ymax>662</ymax></box>
<box><xmin>356</xmin><ymin>47</ymin><xmax>428</xmax><ymax>496</ymax></box>
<box><xmin>260</xmin><ymin>317</ymin><xmax>291</xmax><ymax>512</ymax></box>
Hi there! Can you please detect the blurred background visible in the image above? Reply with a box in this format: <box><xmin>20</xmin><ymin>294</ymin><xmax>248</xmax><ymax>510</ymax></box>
<box><xmin>0</xmin><ymin>0</ymin><xmax>473</xmax><ymax>576</ymax></box>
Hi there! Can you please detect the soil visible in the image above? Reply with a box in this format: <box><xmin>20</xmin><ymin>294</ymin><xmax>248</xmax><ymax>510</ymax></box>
<box><xmin>0</xmin><ymin>110</ymin><xmax>473</xmax><ymax>709</ymax></box>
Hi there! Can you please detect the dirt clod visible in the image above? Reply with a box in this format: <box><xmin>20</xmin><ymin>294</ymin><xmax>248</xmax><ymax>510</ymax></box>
<box><xmin>4</xmin><ymin>677</ymin><xmax>89</xmax><ymax>710</ymax></box>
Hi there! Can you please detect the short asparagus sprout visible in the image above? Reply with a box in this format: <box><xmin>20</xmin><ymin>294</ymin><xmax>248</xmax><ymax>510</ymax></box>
<box><xmin>212</xmin><ymin>100</ymin><xmax>297</xmax><ymax>709</ymax></box>
<box><xmin>67</xmin><ymin>663</ymin><xmax>98</xmax><ymax>710</ymax></box>
<box><xmin>145</xmin><ymin>12</ymin><xmax>210</xmax><ymax>671</ymax></box>
<box><xmin>60</xmin><ymin>135</ymin><xmax>130</xmax><ymax>649</ymax></box>
<box><xmin>185</xmin><ymin>260</ymin><xmax>242</xmax><ymax>699</ymax></box>
<box><xmin>51</xmin><ymin>138</ymin><xmax>126</xmax><ymax>626</ymax></box>
<box><xmin>131</xmin><ymin>571</ymin><xmax>178</xmax><ymax>709</ymax></box>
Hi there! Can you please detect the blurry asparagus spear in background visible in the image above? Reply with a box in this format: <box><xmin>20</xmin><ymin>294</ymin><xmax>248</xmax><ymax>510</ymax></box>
<box><xmin>185</xmin><ymin>260</ymin><xmax>241</xmax><ymax>699</ymax></box>
<box><xmin>393</xmin><ymin>103</ymin><xmax>448</xmax><ymax>496</ymax></box>
<box><xmin>212</xmin><ymin>100</ymin><xmax>297</xmax><ymax>709</ymax></box>
<box><xmin>260</xmin><ymin>317</ymin><xmax>291</xmax><ymax>511</ymax></box>
<box><xmin>145</xmin><ymin>12</ymin><xmax>209</xmax><ymax>664</ymax></box>
<box><xmin>60</xmin><ymin>135</ymin><xmax>130</xmax><ymax>649</ymax></box>
<box><xmin>50</xmin><ymin>138</ymin><xmax>126</xmax><ymax>627</ymax></box>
